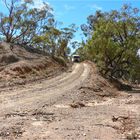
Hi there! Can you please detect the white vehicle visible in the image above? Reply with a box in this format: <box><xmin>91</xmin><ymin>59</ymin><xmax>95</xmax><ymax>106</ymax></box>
<box><xmin>72</xmin><ymin>55</ymin><xmax>80</xmax><ymax>62</ymax></box>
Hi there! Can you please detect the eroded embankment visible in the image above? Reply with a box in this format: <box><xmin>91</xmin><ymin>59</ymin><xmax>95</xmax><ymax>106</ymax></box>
<box><xmin>0</xmin><ymin>42</ymin><xmax>67</xmax><ymax>88</ymax></box>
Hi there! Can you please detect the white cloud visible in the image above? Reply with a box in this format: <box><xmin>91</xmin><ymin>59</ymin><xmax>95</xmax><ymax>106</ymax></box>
<box><xmin>64</xmin><ymin>4</ymin><xmax>75</xmax><ymax>11</ymax></box>
<box><xmin>32</xmin><ymin>0</ymin><xmax>46</xmax><ymax>9</ymax></box>
<box><xmin>89</xmin><ymin>4</ymin><xmax>102</xmax><ymax>10</ymax></box>
<box><xmin>22</xmin><ymin>0</ymin><xmax>50</xmax><ymax>9</ymax></box>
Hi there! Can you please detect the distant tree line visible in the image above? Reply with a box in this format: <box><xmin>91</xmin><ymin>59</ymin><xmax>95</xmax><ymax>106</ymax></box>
<box><xmin>78</xmin><ymin>4</ymin><xmax>140</xmax><ymax>82</ymax></box>
<box><xmin>0</xmin><ymin>0</ymin><xmax>77</xmax><ymax>58</ymax></box>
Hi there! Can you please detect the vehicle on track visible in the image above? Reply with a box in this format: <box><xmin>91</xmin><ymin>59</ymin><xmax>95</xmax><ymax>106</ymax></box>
<box><xmin>72</xmin><ymin>55</ymin><xmax>80</xmax><ymax>62</ymax></box>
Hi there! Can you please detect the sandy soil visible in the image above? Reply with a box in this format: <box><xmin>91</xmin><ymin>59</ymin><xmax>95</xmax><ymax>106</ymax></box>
<box><xmin>0</xmin><ymin>42</ymin><xmax>66</xmax><ymax>88</ymax></box>
<box><xmin>0</xmin><ymin>62</ymin><xmax>139</xmax><ymax>140</ymax></box>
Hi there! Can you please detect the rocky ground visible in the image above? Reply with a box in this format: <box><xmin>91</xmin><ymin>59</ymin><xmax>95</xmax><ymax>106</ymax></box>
<box><xmin>0</xmin><ymin>60</ymin><xmax>139</xmax><ymax>140</ymax></box>
<box><xmin>0</xmin><ymin>42</ymin><xmax>140</xmax><ymax>140</ymax></box>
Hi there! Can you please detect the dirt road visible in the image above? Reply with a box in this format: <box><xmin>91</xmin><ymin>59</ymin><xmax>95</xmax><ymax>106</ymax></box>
<box><xmin>0</xmin><ymin>62</ymin><xmax>139</xmax><ymax>140</ymax></box>
<box><xmin>0</xmin><ymin>63</ymin><xmax>90</xmax><ymax>112</ymax></box>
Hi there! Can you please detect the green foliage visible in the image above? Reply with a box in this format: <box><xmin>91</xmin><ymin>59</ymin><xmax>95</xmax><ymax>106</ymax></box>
<box><xmin>80</xmin><ymin>4</ymin><xmax>140</xmax><ymax>81</ymax></box>
<box><xmin>53</xmin><ymin>56</ymin><xmax>67</xmax><ymax>67</ymax></box>
<box><xmin>0</xmin><ymin>0</ymin><xmax>77</xmax><ymax>61</ymax></box>
<box><xmin>0</xmin><ymin>0</ymin><xmax>53</xmax><ymax>44</ymax></box>
<box><xmin>33</xmin><ymin>23</ymin><xmax>76</xmax><ymax>58</ymax></box>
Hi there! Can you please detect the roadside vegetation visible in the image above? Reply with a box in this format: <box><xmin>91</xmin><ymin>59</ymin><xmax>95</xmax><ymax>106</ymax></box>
<box><xmin>0</xmin><ymin>0</ymin><xmax>78</xmax><ymax>87</ymax></box>
<box><xmin>77</xmin><ymin>5</ymin><xmax>140</xmax><ymax>84</ymax></box>
<box><xmin>0</xmin><ymin>0</ymin><xmax>76</xmax><ymax>59</ymax></box>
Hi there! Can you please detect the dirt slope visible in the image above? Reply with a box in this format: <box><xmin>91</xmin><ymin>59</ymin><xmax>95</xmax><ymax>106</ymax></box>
<box><xmin>0</xmin><ymin>61</ymin><xmax>139</xmax><ymax>140</ymax></box>
<box><xmin>0</xmin><ymin>42</ymin><xmax>65</xmax><ymax>88</ymax></box>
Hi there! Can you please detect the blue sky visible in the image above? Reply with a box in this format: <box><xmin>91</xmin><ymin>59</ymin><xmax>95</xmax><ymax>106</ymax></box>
<box><xmin>47</xmin><ymin>0</ymin><xmax>140</xmax><ymax>42</ymax></box>
<box><xmin>0</xmin><ymin>0</ymin><xmax>140</xmax><ymax>43</ymax></box>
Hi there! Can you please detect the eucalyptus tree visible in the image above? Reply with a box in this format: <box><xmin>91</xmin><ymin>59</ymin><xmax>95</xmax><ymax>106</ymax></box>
<box><xmin>58</xmin><ymin>24</ymin><xmax>77</xmax><ymax>57</ymax></box>
<box><xmin>81</xmin><ymin>5</ymin><xmax>140</xmax><ymax>80</ymax></box>
<box><xmin>33</xmin><ymin>23</ymin><xmax>77</xmax><ymax>58</ymax></box>
<box><xmin>0</xmin><ymin>0</ymin><xmax>53</xmax><ymax>45</ymax></box>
